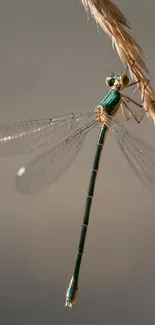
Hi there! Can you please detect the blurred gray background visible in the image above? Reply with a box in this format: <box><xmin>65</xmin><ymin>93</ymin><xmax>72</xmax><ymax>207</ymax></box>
<box><xmin>0</xmin><ymin>0</ymin><xmax>155</xmax><ymax>324</ymax></box>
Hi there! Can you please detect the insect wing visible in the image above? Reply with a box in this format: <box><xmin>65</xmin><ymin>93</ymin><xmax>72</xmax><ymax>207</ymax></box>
<box><xmin>15</xmin><ymin>120</ymin><xmax>97</xmax><ymax>194</ymax></box>
<box><xmin>112</xmin><ymin>121</ymin><xmax>155</xmax><ymax>195</ymax></box>
<box><xmin>0</xmin><ymin>110</ymin><xmax>95</xmax><ymax>156</ymax></box>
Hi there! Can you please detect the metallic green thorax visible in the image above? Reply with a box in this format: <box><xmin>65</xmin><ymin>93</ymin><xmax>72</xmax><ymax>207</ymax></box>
<box><xmin>98</xmin><ymin>90</ymin><xmax>121</xmax><ymax>115</ymax></box>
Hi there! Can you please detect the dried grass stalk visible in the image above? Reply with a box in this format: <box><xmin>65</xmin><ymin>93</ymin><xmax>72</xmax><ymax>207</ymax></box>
<box><xmin>81</xmin><ymin>0</ymin><xmax>155</xmax><ymax>122</ymax></box>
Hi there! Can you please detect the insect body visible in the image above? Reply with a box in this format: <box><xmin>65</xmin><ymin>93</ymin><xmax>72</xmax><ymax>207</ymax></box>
<box><xmin>65</xmin><ymin>73</ymin><xmax>144</xmax><ymax>307</ymax></box>
<box><xmin>0</xmin><ymin>73</ymin><xmax>152</xmax><ymax>308</ymax></box>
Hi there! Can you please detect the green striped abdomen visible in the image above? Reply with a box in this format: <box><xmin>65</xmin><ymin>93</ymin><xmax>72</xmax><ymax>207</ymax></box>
<box><xmin>98</xmin><ymin>90</ymin><xmax>121</xmax><ymax>115</ymax></box>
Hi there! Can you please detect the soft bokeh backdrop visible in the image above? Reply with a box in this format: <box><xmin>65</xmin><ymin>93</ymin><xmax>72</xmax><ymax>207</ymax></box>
<box><xmin>0</xmin><ymin>1</ymin><xmax>155</xmax><ymax>324</ymax></box>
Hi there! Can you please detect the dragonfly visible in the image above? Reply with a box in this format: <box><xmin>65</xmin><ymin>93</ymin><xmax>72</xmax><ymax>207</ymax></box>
<box><xmin>0</xmin><ymin>72</ymin><xmax>155</xmax><ymax>308</ymax></box>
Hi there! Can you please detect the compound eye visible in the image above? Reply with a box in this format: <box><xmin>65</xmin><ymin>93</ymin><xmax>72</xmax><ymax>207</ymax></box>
<box><xmin>105</xmin><ymin>76</ymin><xmax>115</xmax><ymax>87</ymax></box>
<box><xmin>120</xmin><ymin>74</ymin><xmax>129</xmax><ymax>87</ymax></box>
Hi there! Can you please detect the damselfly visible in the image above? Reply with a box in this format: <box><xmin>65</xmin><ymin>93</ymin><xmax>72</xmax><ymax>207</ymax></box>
<box><xmin>0</xmin><ymin>73</ymin><xmax>155</xmax><ymax>307</ymax></box>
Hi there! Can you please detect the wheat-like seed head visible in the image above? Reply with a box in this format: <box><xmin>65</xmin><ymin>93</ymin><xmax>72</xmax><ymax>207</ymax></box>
<box><xmin>81</xmin><ymin>0</ymin><xmax>155</xmax><ymax>121</ymax></box>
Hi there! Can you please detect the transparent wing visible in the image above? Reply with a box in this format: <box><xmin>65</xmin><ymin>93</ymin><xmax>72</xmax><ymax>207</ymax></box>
<box><xmin>15</xmin><ymin>120</ymin><xmax>97</xmax><ymax>194</ymax></box>
<box><xmin>111</xmin><ymin>120</ymin><xmax>155</xmax><ymax>195</ymax></box>
<box><xmin>0</xmin><ymin>110</ymin><xmax>95</xmax><ymax>156</ymax></box>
